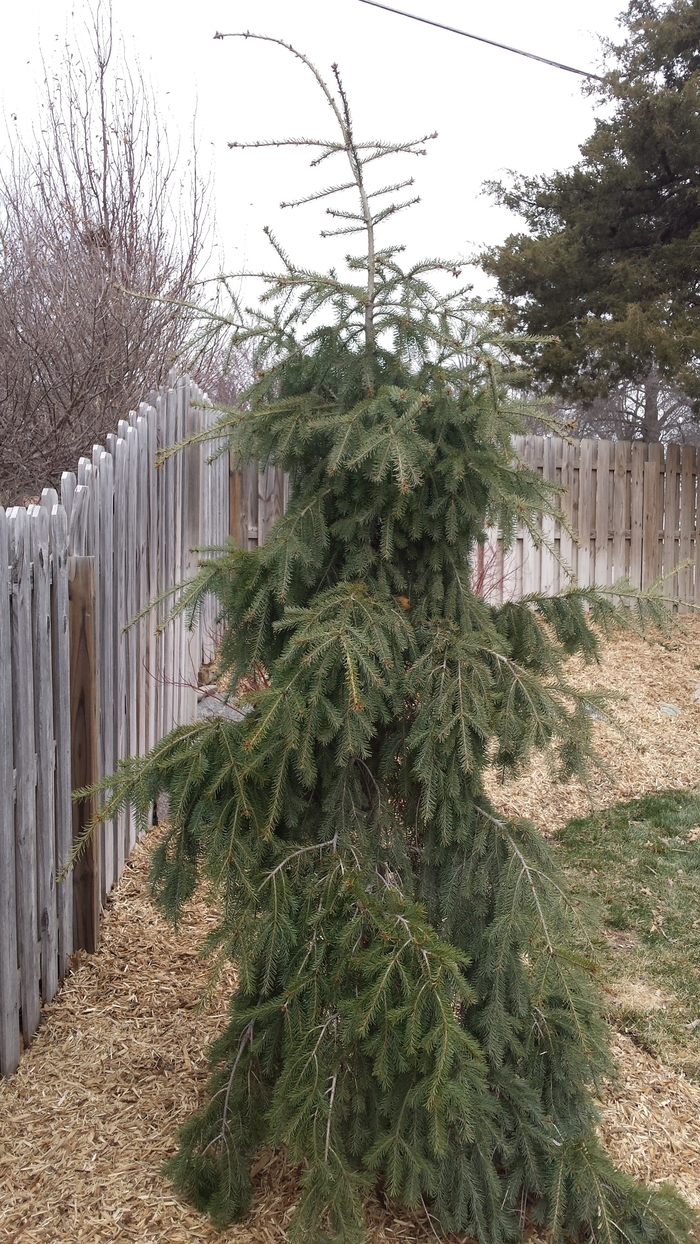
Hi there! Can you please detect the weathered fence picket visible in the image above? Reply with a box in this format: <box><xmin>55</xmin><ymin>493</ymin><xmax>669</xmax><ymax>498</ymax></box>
<box><xmin>69</xmin><ymin>555</ymin><xmax>100</xmax><ymax>954</ymax></box>
<box><xmin>49</xmin><ymin>503</ymin><xmax>73</xmax><ymax>983</ymax></box>
<box><xmin>8</xmin><ymin>507</ymin><xmax>40</xmax><ymax>1048</ymax></box>
<box><xmin>28</xmin><ymin>504</ymin><xmax>58</xmax><ymax>1003</ymax></box>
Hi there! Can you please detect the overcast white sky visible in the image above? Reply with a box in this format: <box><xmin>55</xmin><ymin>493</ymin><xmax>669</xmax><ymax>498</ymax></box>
<box><xmin>2</xmin><ymin>0</ymin><xmax>626</xmax><ymax>297</ymax></box>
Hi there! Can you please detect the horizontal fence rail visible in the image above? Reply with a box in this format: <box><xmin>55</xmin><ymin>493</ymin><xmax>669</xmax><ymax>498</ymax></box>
<box><xmin>0</xmin><ymin>376</ymin><xmax>228</xmax><ymax>1076</ymax></box>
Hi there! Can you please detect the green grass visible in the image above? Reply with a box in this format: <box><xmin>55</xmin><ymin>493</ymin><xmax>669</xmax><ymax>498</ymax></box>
<box><xmin>553</xmin><ymin>788</ymin><xmax>700</xmax><ymax>1077</ymax></box>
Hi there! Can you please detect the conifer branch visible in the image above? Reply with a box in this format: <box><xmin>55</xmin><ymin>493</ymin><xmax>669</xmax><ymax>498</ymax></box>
<box><xmin>202</xmin><ymin>1021</ymin><xmax>255</xmax><ymax>1156</ymax></box>
<box><xmin>262</xmin><ymin>837</ymin><xmax>338</xmax><ymax>882</ymax></box>
<box><xmin>324</xmin><ymin>1073</ymin><xmax>338</xmax><ymax>1161</ymax></box>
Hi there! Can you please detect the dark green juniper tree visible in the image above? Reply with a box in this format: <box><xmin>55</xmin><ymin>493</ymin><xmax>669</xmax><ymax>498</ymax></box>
<box><xmin>103</xmin><ymin>36</ymin><xmax>695</xmax><ymax>1244</ymax></box>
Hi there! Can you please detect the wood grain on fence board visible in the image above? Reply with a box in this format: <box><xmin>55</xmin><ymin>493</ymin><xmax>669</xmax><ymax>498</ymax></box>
<box><xmin>113</xmin><ymin>436</ymin><xmax>129</xmax><ymax>875</ymax></box>
<box><xmin>229</xmin><ymin>468</ymin><xmax>243</xmax><ymax>549</ymax></box>
<box><xmin>89</xmin><ymin>451</ymin><xmax>105</xmax><ymax>897</ymax></box>
<box><xmin>577</xmin><ymin>440</ymin><xmax>594</xmax><ymax>588</ymax></box>
<box><xmin>69</xmin><ymin>556</ymin><xmax>100</xmax><ymax>955</ymax></box>
<box><xmin>558</xmin><ymin>439</ymin><xmax>574</xmax><ymax>586</ymax></box>
<box><xmin>145</xmin><ymin>405</ymin><xmax>159</xmax><ymax>755</ymax></box>
<box><xmin>162</xmin><ymin>389</ymin><xmax>176</xmax><ymax>735</ymax></box>
<box><xmin>679</xmin><ymin>445</ymin><xmax>696</xmax><ymax>610</ymax></box>
<box><xmin>125</xmin><ymin>426</ymin><xmax>139</xmax><ymax>853</ymax></box>
<box><xmin>663</xmin><ymin>444</ymin><xmax>681</xmax><ymax>604</ymax></box>
<box><xmin>28</xmin><ymin>505</ymin><xmax>58</xmax><ymax>1004</ymax></box>
<box><xmin>171</xmin><ymin>385</ymin><xmax>182</xmax><ymax>706</ymax></box>
<box><xmin>69</xmin><ymin>484</ymin><xmax>90</xmax><ymax>559</ymax></box>
<box><xmin>0</xmin><ymin>507</ymin><xmax>20</xmax><ymax>1076</ymax></box>
<box><xmin>612</xmin><ymin>440</ymin><xmax>629</xmax><ymax>589</ymax></box>
<box><xmin>541</xmin><ymin>437</ymin><xmax>556</xmax><ymax>596</ymax></box>
<box><xmin>200</xmin><ymin>401</ymin><xmax>212</xmax><ymax>662</ymax></box>
<box><xmin>520</xmin><ymin>437</ymin><xmax>537</xmax><ymax>597</ymax></box>
<box><xmin>7</xmin><ymin>507</ymin><xmax>40</xmax><ymax>1045</ymax></box>
<box><xmin>692</xmin><ymin>449</ymin><xmax>700</xmax><ymax>615</ymax></box>
<box><xmin>49</xmin><ymin>505</ymin><xmax>72</xmax><ymax>979</ymax></box>
<box><xmin>60</xmin><ymin>472</ymin><xmax>76</xmax><ymax>530</ymax></box>
<box><xmin>185</xmin><ymin>396</ymin><xmax>202</xmax><ymax>704</ymax></box>
<box><xmin>594</xmin><ymin>438</ymin><xmax>612</xmax><ymax>587</ymax></box>
<box><xmin>174</xmin><ymin>382</ymin><xmax>186</xmax><ymax>728</ymax></box>
<box><xmin>97</xmin><ymin>450</ymin><xmax>116</xmax><ymax>897</ymax></box>
<box><xmin>629</xmin><ymin>442</ymin><xmax>645</xmax><ymax>590</ymax></box>
<box><xmin>245</xmin><ymin>463</ymin><xmax>259</xmax><ymax>551</ymax></box>
<box><xmin>643</xmin><ymin>443</ymin><xmax>663</xmax><ymax>590</ymax></box>
<box><xmin>155</xmin><ymin>393</ymin><xmax>167</xmax><ymax>746</ymax></box>
<box><xmin>135</xmin><ymin>416</ymin><xmax>149</xmax><ymax>758</ymax></box>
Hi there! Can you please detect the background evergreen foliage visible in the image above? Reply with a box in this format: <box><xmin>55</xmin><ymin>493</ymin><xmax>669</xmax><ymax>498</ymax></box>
<box><xmin>483</xmin><ymin>0</ymin><xmax>700</xmax><ymax>421</ymax></box>
<box><xmin>101</xmin><ymin>37</ymin><xmax>695</xmax><ymax>1243</ymax></box>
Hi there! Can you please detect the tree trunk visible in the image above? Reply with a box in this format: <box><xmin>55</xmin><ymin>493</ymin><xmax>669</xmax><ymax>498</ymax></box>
<box><xmin>640</xmin><ymin>368</ymin><xmax>663</xmax><ymax>441</ymax></box>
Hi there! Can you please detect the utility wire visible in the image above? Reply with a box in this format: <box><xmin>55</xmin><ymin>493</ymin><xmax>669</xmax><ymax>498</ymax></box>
<box><xmin>355</xmin><ymin>0</ymin><xmax>604</xmax><ymax>81</ymax></box>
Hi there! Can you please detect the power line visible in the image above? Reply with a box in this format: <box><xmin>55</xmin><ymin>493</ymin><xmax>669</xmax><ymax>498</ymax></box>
<box><xmin>354</xmin><ymin>0</ymin><xmax>603</xmax><ymax>81</ymax></box>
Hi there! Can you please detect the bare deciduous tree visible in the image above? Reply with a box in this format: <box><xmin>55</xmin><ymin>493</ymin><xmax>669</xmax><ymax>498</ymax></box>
<box><xmin>0</xmin><ymin>2</ymin><xmax>209</xmax><ymax>504</ymax></box>
<box><xmin>524</xmin><ymin>371</ymin><xmax>700</xmax><ymax>446</ymax></box>
<box><xmin>564</xmin><ymin>371</ymin><xmax>700</xmax><ymax>445</ymax></box>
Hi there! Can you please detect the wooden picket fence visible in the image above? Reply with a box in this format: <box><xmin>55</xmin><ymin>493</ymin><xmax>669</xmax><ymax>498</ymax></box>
<box><xmin>474</xmin><ymin>435</ymin><xmax>700</xmax><ymax>608</ymax></box>
<box><xmin>233</xmin><ymin>435</ymin><xmax>700</xmax><ymax>609</ymax></box>
<box><xmin>3</xmin><ymin>426</ymin><xmax>697</xmax><ymax>1078</ymax></box>
<box><xmin>0</xmin><ymin>376</ymin><xmax>228</xmax><ymax>1077</ymax></box>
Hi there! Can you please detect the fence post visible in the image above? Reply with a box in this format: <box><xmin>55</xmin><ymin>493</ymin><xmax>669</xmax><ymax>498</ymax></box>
<box><xmin>69</xmin><ymin>555</ymin><xmax>100</xmax><ymax>954</ymax></box>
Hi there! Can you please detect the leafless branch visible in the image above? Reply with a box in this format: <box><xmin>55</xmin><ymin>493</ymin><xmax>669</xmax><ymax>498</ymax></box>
<box><xmin>0</xmin><ymin>0</ymin><xmax>211</xmax><ymax>504</ymax></box>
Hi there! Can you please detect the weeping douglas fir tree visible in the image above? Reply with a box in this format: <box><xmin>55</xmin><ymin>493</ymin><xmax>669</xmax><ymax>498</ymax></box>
<box><xmin>101</xmin><ymin>36</ymin><xmax>695</xmax><ymax>1244</ymax></box>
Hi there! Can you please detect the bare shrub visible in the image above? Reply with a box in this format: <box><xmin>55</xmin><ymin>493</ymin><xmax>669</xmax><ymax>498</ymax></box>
<box><xmin>0</xmin><ymin>2</ymin><xmax>209</xmax><ymax>505</ymax></box>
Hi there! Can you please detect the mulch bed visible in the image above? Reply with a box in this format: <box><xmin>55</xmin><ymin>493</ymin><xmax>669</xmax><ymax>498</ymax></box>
<box><xmin>484</xmin><ymin>615</ymin><xmax>700</xmax><ymax>831</ymax></box>
<box><xmin>3</xmin><ymin>618</ymin><xmax>700</xmax><ymax>1242</ymax></box>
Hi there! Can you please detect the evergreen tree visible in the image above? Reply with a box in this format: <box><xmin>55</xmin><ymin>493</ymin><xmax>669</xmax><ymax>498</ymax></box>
<box><xmin>482</xmin><ymin>0</ymin><xmax>700</xmax><ymax>430</ymax></box>
<box><xmin>100</xmin><ymin>37</ymin><xmax>695</xmax><ymax>1243</ymax></box>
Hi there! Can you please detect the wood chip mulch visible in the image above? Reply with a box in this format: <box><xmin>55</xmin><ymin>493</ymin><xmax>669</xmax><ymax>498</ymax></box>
<box><xmin>4</xmin><ymin>619</ymin><xmax>700</xmax><ymax>1241</ymax></box>
<box><xmin>2</xmin><ymin>835</ymin><xmax>699</xmax><ymax>1242</ymax></box>
<box><xmin>0</xmin><ymin>841</ymin><xmax>474</xmax><ymax>1243</ymax></box>
<box><xmin>484</xmin><ymin>615</ymin><xmax>700</xmax><ymax>832</ymax></box>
